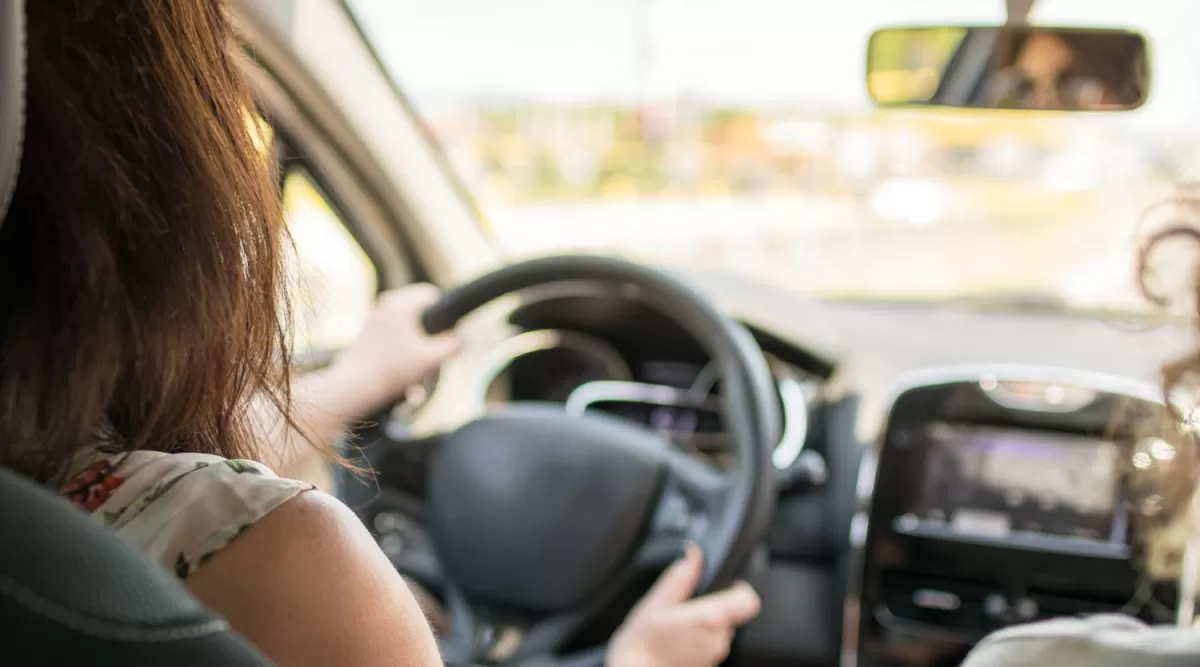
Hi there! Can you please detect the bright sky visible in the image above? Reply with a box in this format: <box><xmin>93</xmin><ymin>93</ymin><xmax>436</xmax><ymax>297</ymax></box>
<box><xmin>347</xmin><ymin>0</ymin><xmax>1200</xmax><ymax>123</ymax></box>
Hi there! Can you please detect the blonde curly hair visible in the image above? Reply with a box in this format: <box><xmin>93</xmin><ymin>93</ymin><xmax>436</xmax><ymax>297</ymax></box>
<box><xmin>1129</xmin><ymin>197</ymin><xmax>1200</xmax><ymax>581</ymax></box>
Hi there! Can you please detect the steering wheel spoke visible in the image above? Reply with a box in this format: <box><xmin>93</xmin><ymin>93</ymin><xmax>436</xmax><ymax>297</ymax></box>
<box><xmin>437</xmin><ymin>583</ymin><xmax>482</xmax><ymax>665</ymax></box>
<box><xmin>662</xmin><ymin>447</ymin><xmax>729</xmax><ymax>508</ymax></box>
<box><xmin>438</xmin><ymin>580</ymin><xmax>606</xmax><ymax>667</ymax></box>
<box><xmin>633</xmin><ymin>449</ymin><xmax>730</xmax><ymax>569</ymax></box>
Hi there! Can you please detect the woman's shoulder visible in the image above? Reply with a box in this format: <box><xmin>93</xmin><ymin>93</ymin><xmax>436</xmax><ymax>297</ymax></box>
<box><xmin>61</xmin><ymin>450</ymin><xmax>315</xmax><ymax>578</ymax></box>
<box><xmin>965</xmin><ymin>614</ymin><xmax>1200</xmax><ymax>667</ymax></box>
<box><xmin>182</xmin><ymin>474</ymin><xmax>444</xmax><ymax>666</ymax></box>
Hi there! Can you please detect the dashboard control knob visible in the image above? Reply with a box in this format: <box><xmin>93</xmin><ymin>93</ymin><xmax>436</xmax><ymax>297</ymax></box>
<box><xmin>912</xmin><ymin>588</ymin><xmax>961</xmax><ymax>611</ymax></box>
<box><xmin>1014</xmin><ymin>597</ymin><xmax>1038</xmax><ymax>621</ymax></box>
<box><xmin>777</xmin><ymin>450</ymin><xmax>828</xmax><ymax>495</ymax></box>
<box><xmin>984</xmin><ymin>593</ymin><xmax>1008</xmax><ymax>619</ymax></box>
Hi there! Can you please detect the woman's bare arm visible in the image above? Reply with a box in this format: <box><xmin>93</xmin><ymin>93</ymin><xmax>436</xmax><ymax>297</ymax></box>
<box><xmin>250</xmin><ymin>361</ymin><xmax>387</xmax><ymax>484</ymax></box>
<box><xmin>186</xmin><ymin>491</ymin><xmax>444</xmax><ymax>667</ymax></box>
<box><xmin>253</xmin><ymin>286</ymin><xmax>460</xmax><ymax>483</ymax></box>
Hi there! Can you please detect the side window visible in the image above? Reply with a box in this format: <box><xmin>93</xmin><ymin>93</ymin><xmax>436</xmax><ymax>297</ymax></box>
<box><xmin>281</xmin><ymin>170</ymin><xmax>378</xmax><ymax>361</ymax></box>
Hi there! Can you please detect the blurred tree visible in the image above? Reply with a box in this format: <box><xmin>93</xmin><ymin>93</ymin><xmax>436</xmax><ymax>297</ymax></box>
<box><xmin>869</xmin><ymin>27</ymin><xmax>965</xmax><ymax>72</ymax></box>
<box><xmin>529</xmin><ymin>150</ymin><xmax>566</xmax><ymax>198</ymax></box>
<box><xmin>868</xmin><ymin>28</ymin><xmax>966</xmax><ymax>103</ymax></box>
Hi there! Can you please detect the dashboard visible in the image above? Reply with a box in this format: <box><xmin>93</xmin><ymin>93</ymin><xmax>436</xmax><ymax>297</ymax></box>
<box><xmin>478</xmin><ymin>326</ymin><xmax>819</xmax><ymax>470</ymax></box>
<box><xmin>343</xmin><ymin>274</ymin><xmax>1199</xmax><ymax>667</ymax></box>
<box><xmin>851</xmin><ymin>366</ymin><xmax>1181</xmax><ymax>667</ymax></box>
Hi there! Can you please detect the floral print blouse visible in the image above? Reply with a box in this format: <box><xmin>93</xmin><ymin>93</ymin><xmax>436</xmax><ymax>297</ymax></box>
<box><xmin>61</xmin><ymin>451</ymin><xmax>313</xmax><ymax>579</ymax></box>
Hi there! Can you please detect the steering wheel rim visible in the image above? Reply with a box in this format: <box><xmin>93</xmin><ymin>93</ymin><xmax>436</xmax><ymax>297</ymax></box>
<box><xmin>413</xmin><ymin>255</ymin><xmax>779</xmax><ymax>665</ymax></box>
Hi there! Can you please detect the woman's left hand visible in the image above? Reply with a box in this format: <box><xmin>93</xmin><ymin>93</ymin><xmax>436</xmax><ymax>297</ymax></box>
<box><xmin>328</xmin><ymin>283</ymin><xmax>461</xmax><ymax>417</ymax></box>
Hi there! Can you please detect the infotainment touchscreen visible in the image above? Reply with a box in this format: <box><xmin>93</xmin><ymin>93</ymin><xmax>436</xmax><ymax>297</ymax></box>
<box><xmin>908</xmin><ymin>423</ymin><xmax>1123</xmax><ymax>546</ymax></box>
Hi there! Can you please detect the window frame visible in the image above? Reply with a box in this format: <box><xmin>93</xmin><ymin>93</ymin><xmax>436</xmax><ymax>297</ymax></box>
<box><xmin>239</xmin><ymin>40</ymin><xmax>434</xmax><ymax>290</ymax></box>
<box><xmin>273</xmin><ymin>131</ymin><xmax>384</xmax><ymax>370</ymax></box>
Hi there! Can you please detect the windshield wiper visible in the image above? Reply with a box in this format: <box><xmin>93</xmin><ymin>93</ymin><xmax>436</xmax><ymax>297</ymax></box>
<box><xmin>821</xmin><ymin>292</ymin><xmax>1068</xmax><ymax>313</ymax></box>
<box><xmin>823</xmin><ymin>293</ymin><xmax>1184</xmax><ymax>325</ymax></box>
<box><xmin>944</xmin><ymin>293</ymin><xmax>1189</xmax><ymax>328</ymax></box>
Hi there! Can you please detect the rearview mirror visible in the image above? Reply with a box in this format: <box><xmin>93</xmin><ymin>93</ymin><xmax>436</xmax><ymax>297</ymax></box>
<box><xmin>866</xmin><ymin>26</ymin><xmax>1149</xmax><ymax>111</ymax></box>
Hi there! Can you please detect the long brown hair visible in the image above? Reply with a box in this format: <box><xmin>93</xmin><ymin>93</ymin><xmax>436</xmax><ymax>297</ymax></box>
<box><xmin>0</xmin><ymin>0</ymin><xmax>292</xmax><ymax>483</ymax></box>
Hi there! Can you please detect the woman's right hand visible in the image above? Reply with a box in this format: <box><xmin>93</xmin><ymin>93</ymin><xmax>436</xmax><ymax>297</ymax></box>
<box><xmin>607</xmin><ymin>544</ymin><xmax>761</xmax><ymax>667</ymax></box>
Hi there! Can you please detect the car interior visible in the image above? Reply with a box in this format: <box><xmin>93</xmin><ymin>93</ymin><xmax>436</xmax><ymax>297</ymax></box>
<box><xmin>2</xmin><ymin>0</ymin><xmax>1198</xmax><ymax>666</ymax></box>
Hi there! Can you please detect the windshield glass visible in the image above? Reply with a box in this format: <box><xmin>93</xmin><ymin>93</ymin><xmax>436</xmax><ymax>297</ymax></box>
<box><xmin>344</xmin><ymin>0</ymin><xmax>1200</xmax><ymax>314</ymax></box>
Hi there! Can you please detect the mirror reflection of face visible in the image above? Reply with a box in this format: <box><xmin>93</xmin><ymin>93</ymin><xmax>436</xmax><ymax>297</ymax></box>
<box><xmin>866</xmin><ymin>26</ymin><xmax>1147</xmax><ymax>112</ymax></box>
<box><xmin>1003</xmin><ymin>32</ymin><xmax>1114</xmax><ymax>111</ymax></box>
<box><xmin>1016</xmin><ymin>33</ymin><xmax>1075</xmax><ymax>84</ymax></box>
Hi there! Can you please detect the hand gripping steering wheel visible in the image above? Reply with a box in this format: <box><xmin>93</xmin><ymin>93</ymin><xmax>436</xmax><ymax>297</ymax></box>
<box><xmin>410</xmin><ymin>256</ymin><xmax>779</xmax><ymax>666</ymax></box>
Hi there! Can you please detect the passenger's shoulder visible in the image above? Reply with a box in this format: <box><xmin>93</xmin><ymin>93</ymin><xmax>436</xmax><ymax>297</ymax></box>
<box><xmin>966</xmin><ymin>615</ymin><xmax>1200</xmax><ymax>667</ymax></box>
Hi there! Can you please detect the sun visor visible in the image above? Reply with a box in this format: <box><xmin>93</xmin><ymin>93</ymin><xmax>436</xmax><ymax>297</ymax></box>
<box><xmin>0</xmin><ymin>0</ymin><xmax>26</xmax><ymax>224</ymax></box>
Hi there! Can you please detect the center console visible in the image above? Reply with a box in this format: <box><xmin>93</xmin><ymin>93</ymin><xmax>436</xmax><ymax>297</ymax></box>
<box><xmin>845</xmin><ymin>366</ymin><xmax>1178</xmax><ymax>667</ymax></box>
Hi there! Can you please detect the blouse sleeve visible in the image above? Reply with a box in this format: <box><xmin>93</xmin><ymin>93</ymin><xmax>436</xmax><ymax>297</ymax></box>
<box><xmin>71</xmin><ymin>451</ymin><xmax>315</xmax><ymax>579</ymax></box>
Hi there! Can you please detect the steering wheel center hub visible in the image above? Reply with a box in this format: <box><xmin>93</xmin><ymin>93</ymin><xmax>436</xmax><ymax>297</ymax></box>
<box><xmin>427</xmin><ymin>409</ymin><xmax>665</xmax><ymax>612</ymax></box>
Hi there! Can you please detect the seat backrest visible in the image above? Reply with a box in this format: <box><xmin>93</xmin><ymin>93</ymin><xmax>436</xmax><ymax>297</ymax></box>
<box><xmin>0</xmin><ymin>466</ymin><xmax>274</xmax><ymax>666</ymax></box>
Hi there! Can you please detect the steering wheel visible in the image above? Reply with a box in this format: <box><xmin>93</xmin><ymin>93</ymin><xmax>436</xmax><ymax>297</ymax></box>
<box><xmin>393</xmin><ymin>255</ymin><xmax>779</xmax><ymax>666</ymax></box>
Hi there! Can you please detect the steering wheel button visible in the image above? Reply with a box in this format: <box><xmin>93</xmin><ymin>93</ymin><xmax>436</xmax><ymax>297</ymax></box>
<box><xmin>373</xmin><ymin>511</ymin><xmax>406</xmax><ymax>534</ymax></box>
<box><xmin>379</xmin><ymin>532</ymin><xmax>407</xmax><ymax>557</ymax></box>
<box><xmin>1014</xmin><ymin>597</ymin><xmax>1038</xmax><ymax>621</ymax></box>
<box><xmin>655</xmin><ymin>492</ymin><xmax>691</xmax><ymax>532</ymax></box>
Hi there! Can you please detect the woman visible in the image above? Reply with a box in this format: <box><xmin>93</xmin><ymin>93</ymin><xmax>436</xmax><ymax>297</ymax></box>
<box><xmin>3</xmin><ymin>1</ymin><xmax>757</xmax><ymax>666</ymax></box>
<box><xmin>992</xmin><ymin>30</ymin><xmax>1079</xmax><ymax>110</ymax></box>
<box><xmin>989</xmin><ymin>30</ymin><xmax>1143</xmax><ymax>111</ymax></box>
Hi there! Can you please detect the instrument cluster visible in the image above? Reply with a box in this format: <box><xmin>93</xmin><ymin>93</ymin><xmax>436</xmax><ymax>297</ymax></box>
<box><xmin>480</xmin><ymin>328</ymin><xmax>818</xmax><ymax>470</ymax></box>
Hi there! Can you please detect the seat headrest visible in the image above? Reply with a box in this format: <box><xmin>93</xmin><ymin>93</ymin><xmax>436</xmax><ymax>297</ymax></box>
<box><xmin>0</xmin><ymin>0</ymin><xmax>25</xmax><ymax>225</ymax></box>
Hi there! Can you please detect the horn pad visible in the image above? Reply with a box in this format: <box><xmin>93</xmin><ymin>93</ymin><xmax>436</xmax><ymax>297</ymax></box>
<box><xmin>426</xmin><ymin>409</ymin><xmax>664</xmax><ymax>612</ymax></box>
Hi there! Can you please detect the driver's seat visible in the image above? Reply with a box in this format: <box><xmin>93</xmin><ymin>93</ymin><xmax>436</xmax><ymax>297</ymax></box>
<box><xmin>0</xmin><ymin>468</ymin><xmax>271</xmax><ymax>665</ymax></box>
<box><xmin>0</xmin><ymin>3</ymin><xmax>270</xmax><ymax>665</ymax></box>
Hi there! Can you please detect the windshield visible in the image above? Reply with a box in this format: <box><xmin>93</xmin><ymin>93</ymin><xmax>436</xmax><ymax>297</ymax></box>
<box><xmin>344</xmin><ymin>0</ymin><xmax>1200</xmax><ymax>314</ymax></box>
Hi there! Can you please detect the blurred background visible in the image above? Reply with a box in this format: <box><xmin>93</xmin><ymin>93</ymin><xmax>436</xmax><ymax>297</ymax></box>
<box><xmin>286</xmin><ymin>0</ymin><xmax>1200</xmax><ymax>328</ymax></box>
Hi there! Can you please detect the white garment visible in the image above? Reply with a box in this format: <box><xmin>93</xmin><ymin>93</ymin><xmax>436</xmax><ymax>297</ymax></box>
<box><xmin>61</xmin><ymin>450</ymin><xmax>313</xmax><ymax>578</ymax></box>
<box><xmin>964</xmin><ymin>614</ymin><xmax>1200</xmax><ymax>667</ymax></box>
